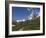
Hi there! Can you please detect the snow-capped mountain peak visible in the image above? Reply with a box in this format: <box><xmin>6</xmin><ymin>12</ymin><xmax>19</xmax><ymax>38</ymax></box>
<box><xmin>27</xmin><ymin>11</ymin><xmax>34</xmax><ymax>20</ymax></box>
<box><xmin>16</xmin><ymin>19</ymin><xmax>26</xmax><ymax>22</ymax></box>
<box><xmin>36</xmin><ymin>13</ymin><xmax>40</xmax><ymax>18</ymax></box>
<box><xmin>16</xmin><ymin>12</ymin><xmax>40</xmax><ymax>22</ymax></box>
<box><xmin>27</xmin><ymin>11</ymin><xmax>40</xmax><ymax>20</ymax></box>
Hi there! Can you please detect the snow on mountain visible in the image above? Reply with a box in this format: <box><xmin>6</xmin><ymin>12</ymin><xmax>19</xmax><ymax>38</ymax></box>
<box><xmin>27</xmin><ymin>14</ymin><xmax>32</xmax><ymax>20</ymax></box>
<box><xmin>16</xmin><ymin>19</ymin><xmax>26</xmax><ymax>22</ymax></box>
<box><xmin>36</xmin><ymin>13</ymin><xmax>40</xmax><ymax>18</ymax></box>
<box><xmin>27</xmin><ymin>11</ymin><xmax>40</xmax><ymax>20</ymax></box>
<box><xmin>22</xmin><ymin>19</ymin><xmax>26</xmax><ymax>22</ymax></box>
<box><xmin>16</xmin><ymin>11</ymin><xmax>40</xmax><ymax>23</ymax></box>
<box><xmin>27</xmin><ymin>11</ymin><xmax>34</xmax><ymax>20</ymax></box>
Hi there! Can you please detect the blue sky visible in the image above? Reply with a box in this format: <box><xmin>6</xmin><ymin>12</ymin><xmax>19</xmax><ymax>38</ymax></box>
<box><xmin>12</xmin><ymin>7</ymin><xmax>40</xmax><ymax>22</ymax></box>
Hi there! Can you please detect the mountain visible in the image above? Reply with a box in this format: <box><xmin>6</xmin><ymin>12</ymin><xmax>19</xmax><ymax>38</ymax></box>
<box><xmin>12</xmin><ymin>9</ymin><xmax>40</xmax><ymax>31</ymax></box>
<box><xmin>27</xmin><ymin>11</ymin><xmax>40</xmax><ymax>20</ymax></box>
<box><xmin>27</xmin><ymin>11</ymin><xmax>36</xmax><ymax>20</ymax></box>
<box><xmin>16</xmin><ymin>11</ymin><xmax>40</xmax><ymax>23</ymax></box>
<box><xmin>12</xmin><ymin>16</ymin><xmax>40</xmax><ymax>31</ymax></box>
<box><xmin>16</xmin><ymin>19</ymin><xmax>26</xmax><ymax>22</ymax></box>
<box><xmin>22</xmin><ymin>16</ymin><xmax>40</xmax><ymax>30</ymax></box>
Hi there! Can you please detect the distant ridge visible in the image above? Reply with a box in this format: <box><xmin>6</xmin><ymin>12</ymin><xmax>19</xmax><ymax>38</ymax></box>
<box><xmin>16</xmin><ymin>19</ymin><xmax>26</xmax><ymax>22</ymax></box>
<box><xmin>16</xmin><ymin>12</ymin><xmax>40</xmax><ymax>22</ymax></box>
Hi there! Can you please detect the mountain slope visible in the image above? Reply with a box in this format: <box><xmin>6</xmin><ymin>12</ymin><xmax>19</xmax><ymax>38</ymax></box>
<box><xmin>12</xmin><ymin>17</ymin><xmax>40</xmax><ymax>31</ymax></box>
<box><xmin>23</xmin><ymin>17</ymin><xmax>40</xmax><ymax>30</ymax></box>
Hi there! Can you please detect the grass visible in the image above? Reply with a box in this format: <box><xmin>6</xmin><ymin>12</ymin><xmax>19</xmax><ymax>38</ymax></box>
<box><xmin>12</xmin><ymin>17</ymin><xmax>40</xmax><ymax>31</ymax></box>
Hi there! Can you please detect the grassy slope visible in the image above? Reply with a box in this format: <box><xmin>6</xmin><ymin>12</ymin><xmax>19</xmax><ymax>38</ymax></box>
<box><xmin>12</xmin><ymin>17</ymin><xmax>40</xmax><ymax>31</ymax></box>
